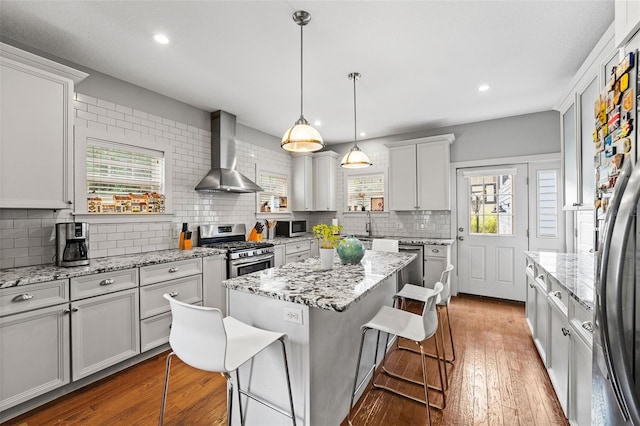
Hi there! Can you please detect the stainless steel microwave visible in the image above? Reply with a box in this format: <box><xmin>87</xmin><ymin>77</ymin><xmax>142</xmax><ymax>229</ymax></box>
<box><xmin>275</xmin><ymin>220</ymin><xmax>307</xmax><ymax>237</ymax></box>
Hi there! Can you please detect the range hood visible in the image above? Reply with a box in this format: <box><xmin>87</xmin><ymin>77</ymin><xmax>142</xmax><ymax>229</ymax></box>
<box><xmin>195</xmin><ymin>110</ymin><xmax>263</xmax><ymax>193</ymax></box>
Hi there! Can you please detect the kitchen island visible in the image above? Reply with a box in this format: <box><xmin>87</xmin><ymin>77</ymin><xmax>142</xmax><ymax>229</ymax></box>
<box><xmin>223</xmin><ymin>250</ymin><xmax>416</xmax><ymax>426</ymax></box>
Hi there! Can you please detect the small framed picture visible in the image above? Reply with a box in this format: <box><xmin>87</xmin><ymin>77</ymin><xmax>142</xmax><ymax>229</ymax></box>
<box><xmin>371</xmin><ymin>197</ymin><xmax>384</xmax><ymax>212</ymax></box>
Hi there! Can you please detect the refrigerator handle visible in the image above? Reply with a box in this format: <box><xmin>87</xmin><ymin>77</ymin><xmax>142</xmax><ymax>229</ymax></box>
<box><xmin>600</xmin><ymin>160</ymin><xmax>640</xmax><ymax>424</ymax></box>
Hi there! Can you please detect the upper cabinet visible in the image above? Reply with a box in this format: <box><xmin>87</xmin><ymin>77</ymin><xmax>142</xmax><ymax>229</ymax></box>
<box><xmin>555</xmin><ymin>25</ymin><xmax>615</xmax><ymax>210</ymax></box>
<box><xmin>0</xmin><ymin>43</ymin><xmax>87</xmax><ymax>209</ymax></box>
<box><xmin>387</xmin><ymin>135</ymin><xmax>454</xmax><ymax>211</ymax></box>
<box><xmin>615</xmin><ymin>0</ymin><xmax>640</xmax><ymax>48</ymax></box>
<box><xmin>291</xmin><ymin>151</ymin><xmax>338</xmax><ymax>211</ymax></box>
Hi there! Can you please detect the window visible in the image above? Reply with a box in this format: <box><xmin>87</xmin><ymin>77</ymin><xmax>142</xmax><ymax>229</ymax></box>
<box><xmin>468</xmin><ymin>173</ymin><xmax>514</xmax><ymax>235</ymax></box>
<box><xmin>345</xmin><ymin>170</ymin><xmax>386</xmax><ymax>212</ymax></box>
<box><xmin>257</xmin><ymin>170</ymin><xmax>289</xmax><ymax>213</ymax></box>
<box><xmin>537</xmin><ymin>169</ymin><xmax>559</xmax><ymax>237</ymax></box>
<box><xmin>74</xmin><ymin>128</ymin><xmax>172</xmax><ymax>217</ymax></box>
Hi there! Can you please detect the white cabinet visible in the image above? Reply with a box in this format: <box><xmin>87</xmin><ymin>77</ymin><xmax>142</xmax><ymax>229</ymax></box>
<box><xmin>292</xmin><ymin>154</ymin><xmax>313</xmax><ymax>211</ymax></box>
<box><xmin>70</xmin><ymin>270</ymin><xmax>139</xmax><ymax>381</ymax></box>
<box><xmin>285</xmin><ymin>240</ymin><xmax>311</xmax><ymax>264</ymax></box>
<box><xmin>0</xmin><ymin>280</ymin><xmax>70</xmax><ymax>411</ymax></box>
<box><xmin>203</xmin><ymin>255</ymin><xmax>227</xmax><ymax>314</ymax></box>
<box><xmin>525</xmin><ymin>260</ymin><xmax>536</xmax><ymax>334</ymax></box>
<box><xmin>568</xmin><ymin>298</ymin><xmax>593</xmax><ymax>426</ymax></box>
<box><xmin>292</xmin><ymin>151</ymin><xmax>338</xmax><ymax>211</ymax></box>
<box><xmin>533</xmin><ymin>271</ymin><xmax>549</xmax><ymax>366</ymax></box>
<box><xmin>310</xmin><ymin>239</ymin><xmax>319</xmax><ymax>257</ymax></box>
<box><xmin>387</xmin><ymin>135</ymin><xmax>454</xmax><ymax>211</ymax></box>
<box><xmin>313</xmin><ymin>151</ymin><xmax>338</xmax><ymax>211</ymax></box>
<box><xmin>547</xmin><ymin>287</ymin><xmax>569</xmax><ymax>415</ymax></box>
<box><xmin>139</xmin><ymin>258</ymin><xmax>203</xmax><ymax>352</ymax></box>
<box><xmin>0</xmin><ymin>43</ymin><xmax>87</xmax><ymax>209</ymax></box>
<box><xmin>615</xmin><ymin>0</ymin><xmax>640</xmax><ymax>47</ymax></box>
<box><xmin>274</xmin><ymin>244</ymin><xmax>285</xmax><ymax>267</ymax></box>
<box><xmin>424</xmin><ymin>245</ymin><xmax>450</xmax><ymax>286</ymax></box>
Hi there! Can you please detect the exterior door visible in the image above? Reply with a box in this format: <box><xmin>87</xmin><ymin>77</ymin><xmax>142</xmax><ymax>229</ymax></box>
<box><xmin>456</xmin><ymin>164</ymin><xmax>528</xmax><ymax>301</ymax></box>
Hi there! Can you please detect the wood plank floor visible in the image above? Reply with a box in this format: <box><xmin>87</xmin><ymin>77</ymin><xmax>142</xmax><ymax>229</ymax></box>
<box><xmin>4</xmin><ymin>295</ymin><xmax>566</xmax><ymax>426</ymax></box>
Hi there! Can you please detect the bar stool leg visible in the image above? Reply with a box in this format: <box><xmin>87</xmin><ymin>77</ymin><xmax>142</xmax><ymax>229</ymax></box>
<box><xmin>418</xmin><ymin>342</ymin><xmax>432</xmax><ymax>426</ymax></box>
<box><xmin>278</xmin><ymin>337</ymin><xmax>297</xmax><ymax>426</ymax></box>
<box><xmin>348</xmin><ymin>327</ymin><xmax>370</xmax><ymax>426</ymax></box>
<box><xmin>223</xmin><ymin>372</ymin><xmax>233</xmax><ymax>426</ymax></box>
<box><xmin>158</xmin><ymin>352</ymin><xmax>175</xmax><ymax>426</ymax></box>
<box><xmin>445</xmin><ymin>304</ymin><xmax>456</xmax><ymax>362</ymax></box>
<box><xmin>437</xmin><ymin>308</ymin><xmax>449</xmax><ymax>389</ymax></box>
<box><xmin>235</xmin><ymin>370</ymin><xmax>244</xmax><ymax>426</ymax></box>
<box><xmin>433</xmin><ymin>327</ymin><xmax>446</xmax><ymax>409</ymax></box>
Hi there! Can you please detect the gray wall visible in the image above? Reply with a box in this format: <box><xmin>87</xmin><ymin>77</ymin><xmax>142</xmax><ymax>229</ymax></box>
<box><xmin>329</xmin><ymin>110</ymin><xmax>561</xmax><ymax>162</ymax></box>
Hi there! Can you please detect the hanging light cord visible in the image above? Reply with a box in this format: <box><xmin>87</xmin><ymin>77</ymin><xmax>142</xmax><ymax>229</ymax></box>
<box><xmin>299</xmin><ymin>21</ymin><xmax>304</xmax><ymax>120</ymax></box>
<box><xmin>353</xmin><ymin>74</ymin><xmax>358</xmax><ymax>147</ymax></box>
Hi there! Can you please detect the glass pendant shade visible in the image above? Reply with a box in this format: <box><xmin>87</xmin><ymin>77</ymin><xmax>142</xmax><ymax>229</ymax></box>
<box><xmin>281</xmin><ymin>119</ymin><xmax>324</xmax><ymax>152</ymax></box>
<box><xmin>341</xmin><ymin>145</ymin><xmax>372</xmax><ymax>168</ymax></box>
<box><xmin>282</xmin><ymin>10</ymin><xmax>323</xmax><ymax>153</ymax></box>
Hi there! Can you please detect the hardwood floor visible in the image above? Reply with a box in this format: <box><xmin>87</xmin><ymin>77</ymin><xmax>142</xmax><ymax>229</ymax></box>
<box><xmin>4</xmin><ymin>295</ymin><xmax>566</xmax><ymax>426</ymax></box>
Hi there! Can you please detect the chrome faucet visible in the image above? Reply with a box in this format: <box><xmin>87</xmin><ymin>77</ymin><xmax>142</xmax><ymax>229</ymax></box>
<box><xmin>365</xmin><ymin>211</ymin><xmax>372</xmax><ymax>237</ymax></box>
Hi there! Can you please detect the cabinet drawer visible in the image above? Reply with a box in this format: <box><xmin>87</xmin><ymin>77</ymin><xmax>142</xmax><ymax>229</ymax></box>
<box><xmin>526</xmin><ymin>259</ymin><xmax>535</xmax><ymax>279</ymax></box>
<box><xmin>140</xmin><ymin>275</ymin><xmax>202</xmax><ymax>319</ymax></box>
<box><xmin>0</xmin><ymin>280</ymin><xmax>69</xmax><ymax>316</ymax></box>
<box><xmin>286</xmin><ymin>251</ymin><xmax>309</xmax><ymax>264</ymax></box>
<box><xmin>140</xmin><ymin>302</ymin><xmax>202</xmax><ymax>352</ymax></box>
<box><xmin>548</xmin><ymin>278</ymin><xmax>569</xmax><ymax>313</ymax></box>
<box><xmin>424</xmin><ymin>245</ymin><xmax>447</xmax><ymax>258</ymax></box>
<box><xmin>139</xmin><ymin>258</ymin><xmax>202</xmax><ymax>286</ymax></box>
<box><xmin>285</xmin><ymin>240</ymin><xmax>310</xmax><ymax>255</ymax></box>
<box><xmin>71</xmin><ymin>268</ymin><xmax>138</xmax><ymax>300</ymax></box>
<box><xmin>534</xmin><ymin>270</ymin><xmax>548</xmax><ymax>292</ymax></box>
<box><xmin>570</xmin><ymin>298</ymin><xmax>594</xmax><ymax>347</ymax></box>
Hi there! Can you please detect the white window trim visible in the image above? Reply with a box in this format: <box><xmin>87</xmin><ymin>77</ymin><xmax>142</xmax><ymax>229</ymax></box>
<box><xmin>73</xmin><ymin>127</ymin><xmax>173</xmax><ymax>223</ymax></box>
<box><xmin>255</xmin><ymin>164</ymin><xmax>292</xmax><ymax>215</ymax></box>
<box><xmin>342</xmin><ymin>165</ymin><xmax>389</xmax><ymax>215</ymax></box>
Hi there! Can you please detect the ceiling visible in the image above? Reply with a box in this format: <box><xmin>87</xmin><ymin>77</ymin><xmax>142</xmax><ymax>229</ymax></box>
<box><xmin>0</xmin><ymin>1</ymin><xmax>614</xmax><ymax>143</ymax></box>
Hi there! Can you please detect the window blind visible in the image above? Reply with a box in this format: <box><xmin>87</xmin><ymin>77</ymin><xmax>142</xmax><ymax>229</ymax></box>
<box><xmin>86</xmin><ymin>142</ymin><xmax>164</xmax><ymax>198</ymax></box>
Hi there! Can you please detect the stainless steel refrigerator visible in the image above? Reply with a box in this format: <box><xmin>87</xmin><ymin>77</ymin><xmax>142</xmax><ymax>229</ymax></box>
<box><xmin>594</xmin><ymin>48</ymin><xmax>640</xmax><ymax>424</ymax></box>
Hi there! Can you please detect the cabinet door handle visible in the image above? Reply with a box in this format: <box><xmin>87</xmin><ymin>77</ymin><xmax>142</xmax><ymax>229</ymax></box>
<box><xmin>529</xmin><ymin>283</ymin><xmax>535</xmax><ymax>288</ymax></box>
<box><xmin>63</xmin><ymin>308</ymin><xmax>71</xmax><ymax>314</ymax></box>
<box><xmin>536</xmin><ymin>274</ymin><xmax>545</xmax><ymax>281</ymax></box>
<box><xmin>72</xmin><ymin>308</ymin><xmax>79</xmax><ymax>313</ymax></box>
<box><xmin>431</xmin><ymin>249</ymin><xmax>439</xmax><ymax>253</ymax></box>
<box><xmin>100</xmin><ymin>279</ymin><xmax>115</xmax><ymax>286</ymax></box>
<box><xmin>561</xmin><ymin>327</ymin><xmax>571</xmax><ymax>336</ymax></box>
<box><xmin>12</xmin><ymin>294</ymin><xmax>34</xmax><ymax>302</ymax></box>
<box><xmin>581</xmin><ymin>321</ymin><xmax>594</xmax><ymax>333</ymax></box>
<box><xmin>169</xmin><ymin>291</ymin><xmax>179</xmax><ymax>298</ymax></box>
<box><xmin>551</xmin><ymin>291</ymin><xmax>562</xmax><ymax>300</ymax></box>
<box><xmin>168</xmin><ymin>267</ymin><xmax>179</xmax><ymax>273</ymax></box>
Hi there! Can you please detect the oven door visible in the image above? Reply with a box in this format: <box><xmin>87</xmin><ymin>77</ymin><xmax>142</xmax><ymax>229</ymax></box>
<box><xmin>228</xmin><ymin>252</ymin><xmax>275</xmax><ymax>278</ymax></box>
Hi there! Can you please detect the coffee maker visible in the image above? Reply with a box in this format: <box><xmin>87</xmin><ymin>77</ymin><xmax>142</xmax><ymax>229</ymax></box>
<box><xmin>56</xmin><ymin>222</ymin><xmax>90</xmax><ymax>267</ymax></box>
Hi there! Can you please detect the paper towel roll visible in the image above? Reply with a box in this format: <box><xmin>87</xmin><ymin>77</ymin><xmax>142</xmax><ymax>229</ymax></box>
<box><xmin>332</xmin><ymin>218</ymin><xmax>339</xmax><ymax>234</ymax></box>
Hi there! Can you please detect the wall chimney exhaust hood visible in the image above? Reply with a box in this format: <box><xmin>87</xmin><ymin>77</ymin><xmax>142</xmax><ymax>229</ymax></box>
<box><xmin>195</xmin><ymin>110</ymin><xmax>263</xmax><ymax>193</ymax></box>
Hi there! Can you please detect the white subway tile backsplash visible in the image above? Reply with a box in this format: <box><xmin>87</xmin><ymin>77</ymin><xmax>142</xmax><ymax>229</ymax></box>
<box><xmin>97</xmin><ymin>99</ymin><xmax>116</xmax><ymax>110</ymax></box>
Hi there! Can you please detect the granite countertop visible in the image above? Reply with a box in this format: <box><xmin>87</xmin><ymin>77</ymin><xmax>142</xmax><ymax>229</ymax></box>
<box><xmin>224</xmin><ymin>250</ymin><xmax>416</xmax><ymax>312</ymax></box>
<box><xmin>0</xmin><ymin>247</ymin><xmax>226</xmax><ymax>288</ymax></box>
<box><xmin>269</xmin><ymin>234</ymin><xmax>454</xmax><ymax>246</ymax></box>
<box><xmin>524</xmin><ymin>251</ymin><xmax>595</xmax><ymax>310</ymax></box>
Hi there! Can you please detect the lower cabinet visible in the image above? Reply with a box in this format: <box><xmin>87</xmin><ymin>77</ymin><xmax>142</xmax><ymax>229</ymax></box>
<box><xmin>533</xmin><ymin>271</ymin><xmax>549</xmax><ymax>365</ymax></box>
<box><xmin>525</xmin><ymin>261</ymin><xmax>536</xmax><ymax>334</ymax></box>
<box><xmin>274</xmin><ymin>244</ymin><xmax>285</xmax><ymax>267</ymax></box>
<box><xmin>424</xmin><ymin>245</ymin><xmax>449</xmax><ymax>286</ymax></box>
<box><xmin>0</xmin><ymin>302</ymin><xmax>70</xmax><ymax>411</ymax></box>
<box><xmin>547</xmin><ymin>290</ymin><xmax>569</xmax><ymax>415</ymax></box>
<box><xmin>71</xmin><ymin>288</ymin><xmax>140</xmax><ymax>381</ymax></box>
<box><xmin>285</xmin><ymin>240</ymin><xmax>311</xmax><ymax>264</ymax></box>
<box><xmin>568</xmin><ymin>299</ymin><xmax>593</xmax><ymax>426</ymax></box>
<box><xmin>139</xmin><ymin>259</ymin><xmax>203</xmax><ymax>352</ymax></box>
<box><xmin>310</xmin><ymin>239</ymin><xmax>319</xmax><ymax>257</ymax></box>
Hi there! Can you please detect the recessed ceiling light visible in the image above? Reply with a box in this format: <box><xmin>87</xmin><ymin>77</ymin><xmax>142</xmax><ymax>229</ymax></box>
<box><xmin>478</xmin><ymin>84</ymin><xmax>490</xmax><ymax>92</ymax></box>
<box><xmin>154</xmin><ymin>34</ymin><xmax>169</xmax><ymax>45</ymax></box>
<box><xmin>314</xmin><ymin>120</ymin><xmax>321</xmax><ymax>126</ymax></box>
<box><xmin>359</xmin><ymin>132</ymin><xmax>366</xmax><ymax>137</ymax></box>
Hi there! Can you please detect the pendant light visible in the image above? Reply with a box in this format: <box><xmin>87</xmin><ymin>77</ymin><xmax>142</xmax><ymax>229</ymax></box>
<box><xmin>281</xmin><ymin>10</ymin><xmax>324</xmax><ymax>153</ymax></box>
<box><xmin>341</xmin><ymin>72</ymin><xmax>373</xmax><ymax>168</ymax></box>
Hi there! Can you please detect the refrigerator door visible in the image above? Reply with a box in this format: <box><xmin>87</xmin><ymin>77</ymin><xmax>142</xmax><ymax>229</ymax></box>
<box><xmin>594</xmin><ymin>160</ymin><xmax>640</xmax><ymax>425</ymax></box>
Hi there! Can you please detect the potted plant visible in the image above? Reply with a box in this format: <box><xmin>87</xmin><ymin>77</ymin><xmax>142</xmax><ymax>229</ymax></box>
<box><xmin>312</xmin><ymin>223</ymin><xmax>343</xmax><ymax>269</ymax></box>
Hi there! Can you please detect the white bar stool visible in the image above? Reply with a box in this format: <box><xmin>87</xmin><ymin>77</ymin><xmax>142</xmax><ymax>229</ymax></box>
<box><xmin>159</xmin><ymin>294</ymin><xmax>296</xmax><ymax>426</ymax></box>
<box><xmin>394</xmin><ymin>264</ymin><xmax>456</xmax><ymax>387</ymax></box>
<box><xmin>348</xmin><ymin>282</ymin><xmax>445</xmax><ymax>426</ymax></box>
<box><xmin>370</xmin><ymin>238</ymin><xmax>403</xmax><ymax>287</ymax></box>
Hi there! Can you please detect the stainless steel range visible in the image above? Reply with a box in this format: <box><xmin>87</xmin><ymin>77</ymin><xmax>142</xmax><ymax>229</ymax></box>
<box><xmin>198</xmin><ymin>224</ymin><xmax>274</xmax><ymax>278</ymax></box>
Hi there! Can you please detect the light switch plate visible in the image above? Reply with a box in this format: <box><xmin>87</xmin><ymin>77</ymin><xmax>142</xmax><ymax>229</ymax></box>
<box><xmin>283</xmin><ymin>307</ymin><xmax>303</xmax><ymax>324</ymax></box>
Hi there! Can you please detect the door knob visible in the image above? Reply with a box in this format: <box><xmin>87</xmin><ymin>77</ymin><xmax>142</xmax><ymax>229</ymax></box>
<box><xmin>457</xmin><ymin>236</ymin><xmax>464</xmax><ymax>241</ymax></box>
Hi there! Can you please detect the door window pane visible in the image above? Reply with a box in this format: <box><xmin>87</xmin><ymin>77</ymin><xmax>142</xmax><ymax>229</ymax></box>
<box><xmin>468</xmin><ymin>174</ymin><xmax>514</xmax><ymax>235</ymax></box>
